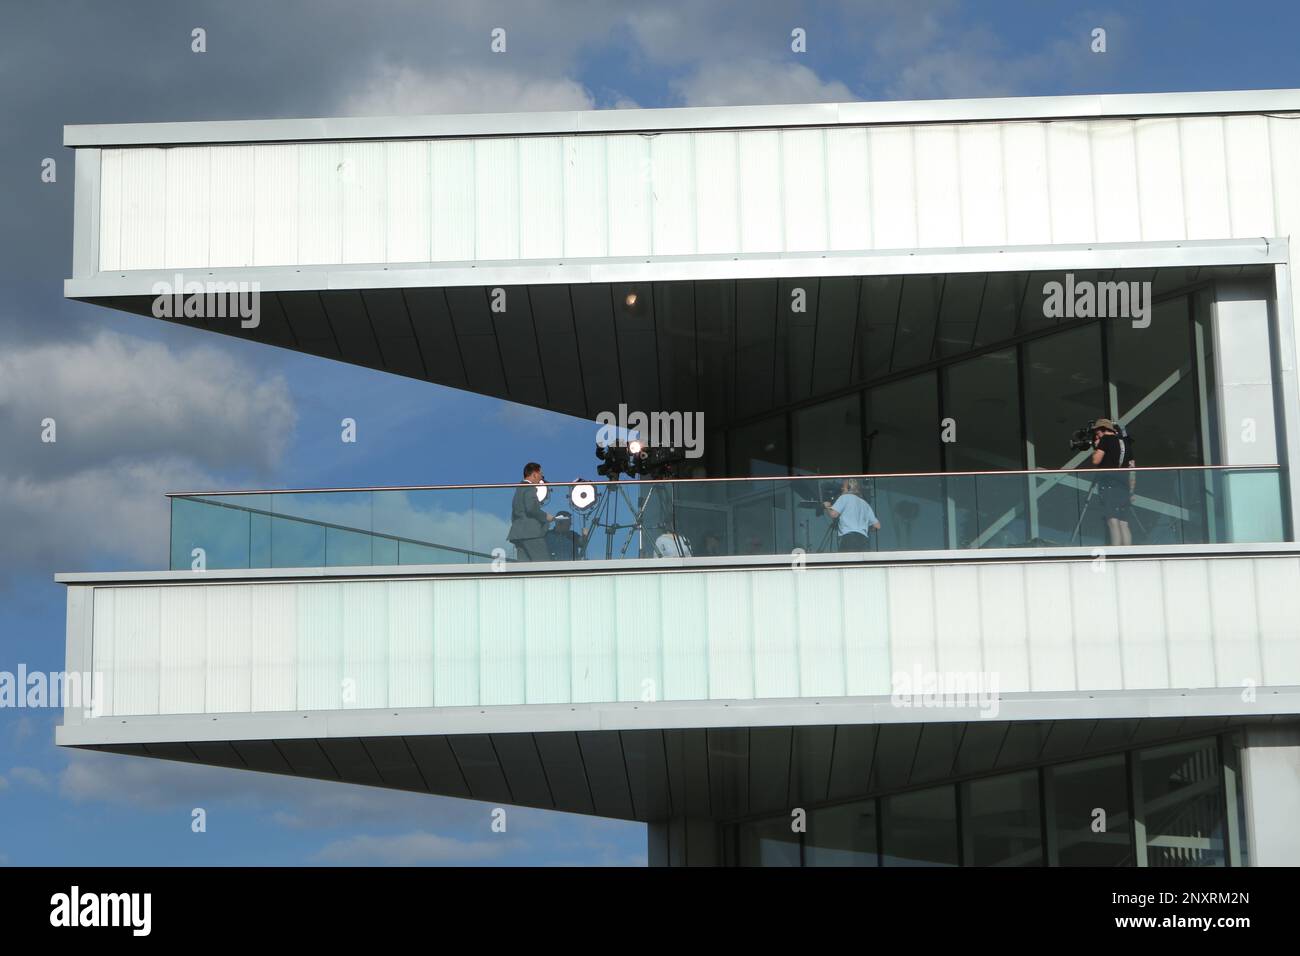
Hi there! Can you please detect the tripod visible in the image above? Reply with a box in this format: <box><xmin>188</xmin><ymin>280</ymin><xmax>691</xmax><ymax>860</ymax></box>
<box><xmin>582</xmin><ymin>482</ymin><xmax>662</xmax><ymax>559</ymax></box>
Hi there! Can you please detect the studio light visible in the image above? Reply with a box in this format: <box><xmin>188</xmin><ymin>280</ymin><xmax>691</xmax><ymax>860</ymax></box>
<box><xmin>570</xmin><ymin>481</ymin><xmax>597</xmax><ymax>512</ymax></box>
<box><xmin>535</xmin><ymin>483</ymin><xmax>549</xmax><ymax>504</ymax></box>
<box><xmin>624</xmin><ymin>292</ymin><xmax>638</xmax><ymax>309</ymax></box>
<box><xmin>627</xmin><ymin>437</ymin><xmax>645</xmax><ymax>457</ymax></box>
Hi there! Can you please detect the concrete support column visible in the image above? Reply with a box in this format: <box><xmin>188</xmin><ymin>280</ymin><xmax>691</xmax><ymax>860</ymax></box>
<box><xmin>1241</xmin><ymin>723</ymin><xmax>1300</xmax><ymax>866</ymax></box>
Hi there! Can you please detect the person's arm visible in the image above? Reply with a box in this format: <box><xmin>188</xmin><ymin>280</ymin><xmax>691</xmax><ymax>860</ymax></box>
<box><xmin>1089</xmin><ymin>447</ymin><xmax>1105</xmax><ymax>466</ymax></box>
<box><xmin>824</xmin><ymin>494</ymin><xmax>847</xmax><ymax>519</ymax></box>
<box><xmin>523</xmin><ymin>485</ymin><xmax>549</xmax><ymax>523</ymax></box>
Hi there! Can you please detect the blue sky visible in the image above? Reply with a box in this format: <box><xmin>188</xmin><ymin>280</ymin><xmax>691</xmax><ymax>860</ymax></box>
<box><xmin>2</xmin><ymin>0</ymin><xmax>1300</xmax><ymax>866</ymax></box>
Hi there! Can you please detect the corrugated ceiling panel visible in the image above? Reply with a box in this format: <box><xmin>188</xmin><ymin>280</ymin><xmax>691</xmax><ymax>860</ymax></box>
<box><xmin>751</xmin><ymin>570</ymin><xmax>800</xmax><ymax>698</ymax></box>
<box><xmin>113</xmin><ymin>586</ymin><xmax>160</xmax><ymax>717</ymax></box>
<box><xmin>1254</xmin><ymin>556</ymin><xmax>1300</xmax><ymax>685</ymax></box>
<box><xmin>205</xmin><ymin>584</ymin><xmax>252</xmax><ymax>714</ymax></box>
<box><xmin>209</xmin><ymin>145</ymin><xmax>255</xmax><ymax>268</ymax></box>
<box><xmin>388</xmin><ymin>580</ymin><xmax>435</xmax><ymax>708</ymax></box>
<box><xmin>825</xmin><ymin>127</ymin><xmax>871</xmax><ymax>251</ymax></box>
<box><xmin>1207</xmin><ymin>559</ymin><xmax>1263</xmax><ymax>686</ymax></box>
<box><xmin>782</xmin><ymin>128</ymin><xmax>828</xmax><ymax>253</ymax></box>
<box><xmin>1069</xmin><ymin>562</ymin><xmax>1122</xmax><ymax>690</ymax></box>
<box><xmin>1001</xmin><ymin>123</ymin><xmax>1051</xmax><ymax>245</ymax></box>
<box><xmin>1115</xmin><ymin>561</ymin><xmax>1169</xmax><ymax>690</ymax></box>
<box><xmin>932</xmin><ymin>564</ymin><xmax>982</xmax><ymax>675</ymax></box>
<box><xmin>738</xmin><ymin>129</ymin><xmax>782</xmax><ymax>253</ymax></box>
<box><xmin>956</xmin><ymin>123</ymin><xmax>1005</xmax><ymax>246</ymax></box>
<box><xmin>340</xmin><ymin>141</ymin><xmax>386</xmax><ymax>265</ymax></box>
<box><xmin>385</xmin><ymin>140</ymin><xmax>431</xmax><ymax>263</ymax></box>
<box><xmin>914</xmin><ymin>125</ymin><xmax>962</xmax><ymax>248</ymax></box>
<box><xmin>92</xmin><ymin>588</ymin><xmax>116</xmax><ymax>715</ymax></box>
<box><xmin>518</xmin><ymin>136</ymin><xmax>564</xmax><ymax>260</ymax></box>
<box><xmin>474</xmin><ymin>138</ymin><xmax>519</xmax><ymax>261</ymax></box>
<box><xmin>524</xmin><ymin>577</ymin><xmax>570</xmax><ymax>704</ymax></box>
<box><xmin>164</xmin><ymin>147</ymin><xmax>210</xmax><ymax>269</ymax></box>
<box><xmin>868</xmin><ymin>126</ymin><xmax>916</xmax><ymax>249</ymax></box>
<box><xmin>253</xmin><ymin>144</ymin><xmax>298</xmax><ymax>266</ymax></box>
<box><xmin>1046</xmin><ymin>122</ymin><xmax>1096</xmax><ymax>244</ymax></box>
<box><xmin>562</xmin><ymin>135</ymin><xmax>607</xmax><ymax>257</ymax></box>
<box><xmin>118</xmin><ymin>148</ymin><xmax>166</xmax><ymax>270</ymax></box>
<box><xmin>433</xmin><ymin>578</ymin><xmax>479</xmax><ymax>707</ymax></box>
<box><xmin>1224</xmin><ymin>115</ymin><xmax>1276</xmax><ymax>237</ymax></box>
<box><xmin>977</xmin><ymin>564</ymin><xmax>1029</xmax><ymax>692</ymax></box>
<box><xmin>570</xmin><ymin>575</ymin><xmax>616</xmax><ymax>703</ymax></box>
<box><xmin>1179</xmin><ymin>116</ymin><xmax>1232</xmax><ymax>240</ymax></box>
<box><xmin>649</xmin><ymin>133</ymin><xmax>696</xmax><ymax>256</ymax></box>
<box><xmin>159</xmin><ymin>586</ymin><xmax>207</xmax><ymax>715</ymax></box>
<box><xmin>694</xmin><ymin>131</ymin><xmax>740</xmax><ymax>254</ymax></box>
<box><xmin>1134</xmin><ymin>118</ymin><xmax>1186</xmax><ymax>240</ymax></box>
<box><xmin>886</xmin><ymin>565</ymin><xmax>937</xmax><ymax>676</ymax></box>
<box><xmin>297</xmin><ymin>142</ymin><xmax>342</xmax><ymax>265</ymax></box>
<box><xmin>1089</xmin><ymin>121</ymin><xmax>1142</xmax><ymax>243</ymax></box>
<box><xmin>1023</xmin><ymin>562</ymin><xmax>1076</xmax><ymax>691</ymax></box>
<box><xmin>793</xmin><ymin>571</ymin><xmax>845</xmax><ymax>697</ymax></box>
<box><xmin>478</xmin><ymin>576</ymin><xmax>525</xmax><ymax>705</ymax></box>
<box><xmin>659</xmin><ymin>574</ymin><xmax>709</xmax><ymax>702</ymax></box>
<box><xmin>615</xmin><ymin>576</ymin><xmax>661</xmax><ymax>702</ymax></box>
<box><xmin>705</xmin><ymin>572</ymin><xmax>754</xmax><ymax>699</ymax></box>
<box><xmin>607</xmin><ymin>134</ymin><xmax>652</xmax><ymax>257</ymax></box>
<box><xmin>431</xmin><ymin>139</ymin><xmax>475</xmax><ymax>261</ymax></box>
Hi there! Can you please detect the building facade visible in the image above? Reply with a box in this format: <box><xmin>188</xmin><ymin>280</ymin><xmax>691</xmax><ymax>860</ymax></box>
<box><xmin>59</xmin><ymin>89</ymin><xmax>1300</xmax><ymax>865</ymax></box>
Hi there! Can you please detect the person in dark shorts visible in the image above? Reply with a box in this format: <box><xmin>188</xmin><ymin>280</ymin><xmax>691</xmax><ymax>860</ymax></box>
<box><xmin>1088</xmin><ymin>419</ymin><xmax>1136</xmax><ymax>546</ymax></box>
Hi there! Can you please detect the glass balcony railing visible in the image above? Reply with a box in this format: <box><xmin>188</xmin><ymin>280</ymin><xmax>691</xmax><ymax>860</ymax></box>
<box><xmin>167</xmin><ymin>465</ymin><xmax>1286</xmax><ymax>571</ymax></box>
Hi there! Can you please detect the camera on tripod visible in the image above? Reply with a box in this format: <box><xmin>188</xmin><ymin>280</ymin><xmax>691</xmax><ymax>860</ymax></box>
<box><xmin>595</xmin><ymin>440</ymin><xmax>688</xmax><ymax>480</ymax></box>
<box><xmin>1069</xmin><ymin>419</ymin><xmax>1131</xmax><ymax>452</ymax></box>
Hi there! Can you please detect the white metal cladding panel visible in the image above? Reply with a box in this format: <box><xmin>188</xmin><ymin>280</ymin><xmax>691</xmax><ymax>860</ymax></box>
<box><xmin>825</xmin><ymin>127</ymin><xmax>871</xmax><ymax>251</ymax></box>
<box><xmin>738</xmin><ymin>130</ymin><xmax>782</xmax><ymax>253</ymax></box>
<box><xmin>386</xmin><ymin>141</ymin><xmax>431</xmax><ymax>263</ymax></box>
<box><xmin>570</xmin><ymin>575</ymin><xmax>615</xmax><ymax>703</ymax></box>
<box><xmin>253</xmin><ymin>144</ymin><xmax>298</xmax><ymax>266</ymax></box>
<box><xmin>914</xmin><ymin>125</ymin><xmax>962</xmax><ymax>248</ymax></box>
<box><xmin>94</xmin><ymin>115</ymin><xmax>1300</xmax><ymax>272</ymax></box>
<box><xmin>82</xmin><ymin>557</ymin><xmax>1300</xmax><ymax>718</ymax></box>
<box><xmin>159</xmin><ymin>586</ymin><xmax>205</xmax><ymax>714</ymax></box>
<box><xmin>1180</xmin><ymin>117</ymin><xmax>1232</xmax><ymax>241</ymax></box>
<box><xmin>524</xmin><ymin>577</ymin><xmax>569</xmax><ymax>705</ymax></box>
<box><xmin>113</xmin><ymin>586</ymin><xmax>160</xmax><ymax>716</ymax></box>
<box><xmin>297</xmin><ymin>142</ymin><xmax>342</xmax><ymax>265</ymax></box>
<box><xmin>474</xmin><ymin>138</ymin><xmax>519</xmax><ymax>260</ymax></box>
<box><xmin>341</xmin><ymin>581</ymin><xmax>388</xmax><ymax>709</ymax></box>
<box><xmin>433</xmin><ymin>578</ymin><xmax>478</xmax><ymax>707</ymax></box>
<box><xmin>209</xmin><ymin>146</ymin><xmax>255</xmax><ymax>267</ymax></box>
<box><xmin>693</xmin><ymin>133</ymin><xmax>740</xmax><ymax>254</ymax></box>
<box><xmin>607</xmin><ymin>135</ymin><xmax>651</xmax><ymax>258</ymax></box>
<box><xmin>518</xmin><ymin>137</ymin><xmax>563</xmax><ymax>260</ymax></box>
<box><xmin>659</xmin><ymin>573</ymin><xmax>709</xmax><ymax>701</ymax></box>
<box><xmin>868</xmin><ymin>126</ymin><xmax>917</xmax><ymax>249</ymax></box>
<box><xmin>249</xmin><ymin>583</ymin><xmax>296</xmax><ymax>711</ymax></box>
<box><xmin>340</xmin><ymin>141</ymin><xmax>386</xmax><ymax>265</ymax></box>
<box><xmin>296</xmin><ymin>581</ymin><xmax>342</xmax><ymax>711</ymax></box>
<box><xmin>781</xmin><ymin>129</ymin><xmax>829</xmax><ymax>252</ymax></box>
<box><xmin>649</xmin><ymin>133</ymin><xmax>696</xmax><ymax>255</ymax></box>
<box><xmin>388</xmin><ymin>580</ymin><xmax>434</xmax><ymax>707</ymax></box>
<box><xmin>205</xmin><ymin>585</ymin><xmax>251</xmax><ymax>714</ymax></box>
<box><xmin>1089</xmin><ymin>121</ymin><xmax>1142</xmax><ymax>243</ymax></box>
<box><xmin>163</xmin><ymin>148</ymin><xmax>210</xmax><ymax>269</ymax></box>
<box><xmin>431</xmin><ymin>140</ymin><xmax>475</xmax><ymax>261</ymax></box>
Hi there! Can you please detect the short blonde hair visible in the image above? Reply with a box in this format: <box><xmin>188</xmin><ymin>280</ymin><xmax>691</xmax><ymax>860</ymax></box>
<box><xmin>842</xmin><ymin>478</ymin><xmax>861</xmax><ymax>495</ymax></box>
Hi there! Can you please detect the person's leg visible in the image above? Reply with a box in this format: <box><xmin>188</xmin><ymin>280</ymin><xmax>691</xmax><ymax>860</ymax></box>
<box><xmin>522</xmin><ymin>538</ymin><xmax>550</xmax><ymax>562</ymax></box>
<box><xmin>1119</xmin><ymin>519</ymin><xmax>1133</xmax><ymax>546</ymax></box>
<box><xmin>1106</xmin><ymin>517</ymin><xmax>1123</xmax><ymax>547</ymax></box>
<box><xmin>838</xmin><ymin>532</ymin><xmax>868</xmax><ymax>552</ymax></box>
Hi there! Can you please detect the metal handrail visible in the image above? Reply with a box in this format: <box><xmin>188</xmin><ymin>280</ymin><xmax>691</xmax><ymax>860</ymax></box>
<box><xmin>165</xmin><ymin>463</ymin><xmax>1281</xmax><ymax>498</ymax></box>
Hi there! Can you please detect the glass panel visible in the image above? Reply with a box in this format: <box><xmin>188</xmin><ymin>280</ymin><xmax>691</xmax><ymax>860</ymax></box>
<box><xmin>963</xmin><ymin>770</ymin><xmax>1043</xmax><ymax>866</ymax></box>
<box><xmin>728</xmin><ymin>416</ymin><xmax>789</xmax><ymax>477</ymax></box>
<box><xmin>1108</xmin><ymin>296</ymin><xmax>1202</xmax><ymax>466</ymax></box>
<box><xmin>793</xmin><ymin>394</ymin><xmax>862</xmax><ymax>475</ymax></box>
<box><xmin>169</xmin><ymin>496</ymin><xmax>253</xmax><ymax>570</ymax></box>
<box><xmin>865</xmin><ymin>372</ymin><xmax>940</xmax><ymax>473</ymax></box>
<box><xmin>882</xmin><ymin>785</ymin><xmax>959</xmax><ymax>867</ymax></box>
<box><xmin>1048</xmin><ymin>754</ymin><xmax>1134</xmax><ymax>866</ymax></box>
<box><xmin>738</xmin><ymin>817</ymin><xmax>801</xmax><ymax>866</ymax></box>
<box><xmin>942</xmin><ymin>349</ymin><xmax>1023</xmax><ymax>471</ymax></box>
<box><xmin>1138</xmin><ymin>738</ymin><xmax>1226</xmax><ymax>867</ymax></box>
<box><xmin>806</xmin><ymin>801</ymin><xmax>879</xmax><ymax>866</ymax></box>
<box><xmin>1024</xmin><ymin>323</ymin><xmax>1105</xmax><ymax>471</ymax></box>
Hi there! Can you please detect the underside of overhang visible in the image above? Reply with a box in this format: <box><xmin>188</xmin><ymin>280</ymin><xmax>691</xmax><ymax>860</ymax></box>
<box><xmin>74</xmin><ymin>264</ymin><xmax>1262</xmax><ymax>433</ymax></box>
<box><xmin>72</xmin><ymin>715</ymin><xmax>1277</xmax><ymax>823</ymax></box>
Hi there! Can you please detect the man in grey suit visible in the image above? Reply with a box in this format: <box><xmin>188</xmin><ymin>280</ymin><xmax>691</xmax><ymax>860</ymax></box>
<box><xmin>508</xmin><ymin>462</ymin><xmax>552</xmax><ymax>561</ymax></box>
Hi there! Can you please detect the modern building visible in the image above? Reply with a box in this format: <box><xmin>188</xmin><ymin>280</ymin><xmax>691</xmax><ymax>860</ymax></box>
<box><xmin>57</xmin><ymin>89</ymin><xmax>1300</xmax><ymax>865</ymax></box>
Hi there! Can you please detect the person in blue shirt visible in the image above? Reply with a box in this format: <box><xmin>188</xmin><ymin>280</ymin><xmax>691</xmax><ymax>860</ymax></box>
<box><xmin>822</xmin><ymin>478</ymin><xmax>880</xmax><ymax>552</ymax></box>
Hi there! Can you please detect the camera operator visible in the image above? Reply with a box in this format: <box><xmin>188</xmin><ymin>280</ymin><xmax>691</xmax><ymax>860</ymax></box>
<box><xmin>822</xmin><ymin>477</ymin><xmax>881</xmax><ymax>552</ymax></box>
<box><xmin>1088</xmin><ymin>418</ymin><xmax>1136</xmax><ymax>546</ymax></box>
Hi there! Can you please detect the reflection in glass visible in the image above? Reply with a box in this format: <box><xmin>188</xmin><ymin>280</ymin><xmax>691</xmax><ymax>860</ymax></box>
<box><xmin>1049</xmin><ymin>755</ymin><xmax>1134</xmax><ymax>866</ymax></box>
<box><xmin>806</xmin><ymin>801</ymin><xmax>879</xmax><ymax>866</ymax></box>
<box><xmin>882</xmin><ymin>785</ymin><xmax>959</xmax><ymax>866</ymax></box>
<box><xmin>793</xmin><ymin>394</ymin><xmax>862</xmax><ymax>475</ymax></box>
<box><xmin>1138</xmin><ymin>739</ymin><xmax>1225</xmax><ymax>867</ymax></box>
<box><xmin>963</xmin><ymin>771</ymin><xmax>1043</xmax><ymax>866</ymax></box>
<box><xmin>738</xmin><ymin>817</ymin><xmax>801</xmax><ymax>866</ymax></box>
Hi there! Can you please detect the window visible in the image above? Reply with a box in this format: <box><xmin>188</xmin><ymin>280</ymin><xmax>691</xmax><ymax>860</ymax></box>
<box><xmin>882</xmin><ymin>785</ymin><xmax>959</xmax><ymax>866</ymax></box>
<box><xmin>806</xmin><ymin>801</ymin><xmax>879</xmax><ymax>866</ymax></box>
<box><xmin>962</xmin><ymin>771</ymin><xmax>1044</xmax><ymax>866</ymax></box>
<box><xmin>793</xmin><ymin>394</ymin><xmax>862</xmax><ymax>475</ymax></box>
<box><xmin>1048</xmin><ymin>755</ymin><xmax>1134</xmax><ymax>866</ymax></box>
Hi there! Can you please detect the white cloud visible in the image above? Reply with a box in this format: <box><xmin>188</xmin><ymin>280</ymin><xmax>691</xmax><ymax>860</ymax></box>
<box><xmin>340</xmin><ymin>63</ymin><xmax>596</xmax><ymax>116</ymax></box>
<box><xmin>672</xmin><ymin>58</ymin><xmax>855</xmax><ymax>107</ymax></box>
<box><xmin>312</xmin><ymin>830</ymin><xmax>515</xmax><ymax>865</ymax></box>
<box><xmin>0</xmin><ymin>774</ymin><xmax>8</xmax><ymax>791</ymax></box>
<box><xmin>8</xmin><ymin>766</ymin><xmax>52</xmax><ymax>790</ymax></box>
